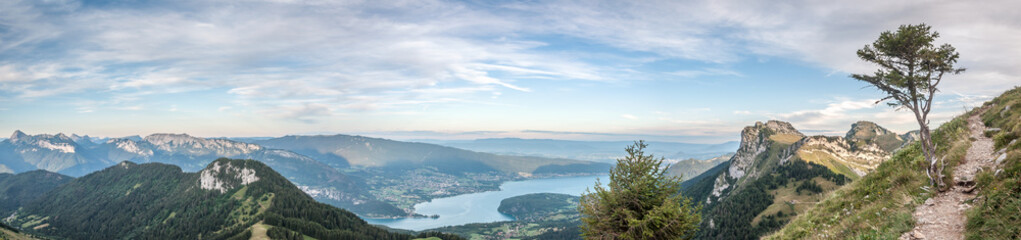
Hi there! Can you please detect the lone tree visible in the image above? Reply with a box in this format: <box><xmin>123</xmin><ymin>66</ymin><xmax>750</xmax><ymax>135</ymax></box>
<box><xmin>852</xmin><ymin>24</ymin><xmax>965</xmax><ymax>189</ymax></box>
<box><xmin>578</xmin><ymin>141</ymin><xmax>700</xmax><ymax>239</ymax></box>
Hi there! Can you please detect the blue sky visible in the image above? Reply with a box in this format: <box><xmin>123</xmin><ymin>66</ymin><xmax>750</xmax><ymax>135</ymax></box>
<box><xmin>1</xmin><ymin>0</ymin><xmax>1018</xmax><ymax>143</ymax></box>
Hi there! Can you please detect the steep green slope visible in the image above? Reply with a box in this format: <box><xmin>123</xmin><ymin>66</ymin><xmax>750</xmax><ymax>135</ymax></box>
<box><xmin>0</xmin><ymin>170</ymin><xmax>72</xmax><ymax>216</ymax></box>
<box><xmin>678</xmin><ymin>120</ymin><xmax>908</xmax><ymax>239</ymax></box>
<box><xmin>966</xmin><ymin>87</ymin><xmax>1021</xmax><ymax>239</ymax></box>
<box><xmin>766</xmin><ymin>105</ymin><xmax>974</xmax><ymax>239</ymax></box>
<box><xmin>0</xmin><ymin>222</ymin><xmax>39</xmax><ymax>240</ymax></box>
<box><xmin>7</xmin><ymin>158</ymin><xmax>458</xmax><ymax>240</ymax></box>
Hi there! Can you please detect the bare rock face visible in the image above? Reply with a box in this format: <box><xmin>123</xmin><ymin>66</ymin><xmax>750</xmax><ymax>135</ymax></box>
<box><xmin>790</xmin><ymin>136</ymin><xmax>891</xmax><ymax>176</ymax></box>
<box><xmin>199</xmin><ymin>160</ymin><xmax>261</xmax><ymax>193</ymax></box>
<box><xmin>144</xmin><ymin>133</ymin><xmax>263</xmax><ymax>156</ymax></box>
<box><xmin>705</xmin><ymin>120</ymin><xmax>904</xmax><ymax>204</ymax></box>
<box><xmin>708</xmin><ymin>120</ymin><xmax>803</xmax><ymax>202</ymax></box>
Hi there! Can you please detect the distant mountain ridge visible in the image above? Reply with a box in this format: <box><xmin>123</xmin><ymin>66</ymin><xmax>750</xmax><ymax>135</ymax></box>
<box><xmin>252</xmin><ymin>134</ymin><xmax>612</xmax><ymax>176</ymax></box>
<box><xmin>667</xmin><ymin>153</ymin><xmax>732</xmax><ymax>181</ymax></box>
<box><xmin>415</xmin><ymin>138</ymin><xmax>739</xmax><ymax>163</ymax></box>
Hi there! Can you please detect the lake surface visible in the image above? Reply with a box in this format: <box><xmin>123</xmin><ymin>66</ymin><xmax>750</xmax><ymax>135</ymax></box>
<box><xmin>363</xmin><ymin>174</ymin><xmax>607</xmax><ymax>231</ymax></box>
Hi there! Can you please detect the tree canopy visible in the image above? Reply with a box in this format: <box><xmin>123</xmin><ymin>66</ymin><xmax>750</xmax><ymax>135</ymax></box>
<box><xmin>579</xmin><ymin>141</ymin><xmax>700</xmax><ymax>239</ymax></box>
<box><xmin>851</xmin><ymin>23</ymin><xmax>965</xmax><ymax>188</ymax></box>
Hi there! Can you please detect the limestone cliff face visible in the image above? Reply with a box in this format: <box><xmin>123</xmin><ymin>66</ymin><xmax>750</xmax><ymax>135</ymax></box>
<box><xmin>705</xmin><ymin>120</ymin><xmax>907</xmax><ymax>203</ymax></box>
<box><xmin>198</xmin><ymin>159</ymin><xmax>261</xmax><ymax>194</ymax></box>
<box><xmin>708</xmin><ymin>120</ymin><xmax>804</xmax><ymax>202</ymax></box>
<box><xmin>787</xmin><ymin>136</ymin><xmax>891</xmax><ymax>177</ymax></box>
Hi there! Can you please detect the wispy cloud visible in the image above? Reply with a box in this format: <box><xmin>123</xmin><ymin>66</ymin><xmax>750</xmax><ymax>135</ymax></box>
<box><xmin>1</xmin><ymin>0</ymin><xmax>1017</xmax><ymax>139</ymax></box>
<box><xmin>771</xmin><ymin>95</ymin><xmax>986</xmax><ymax>135</ymax></box>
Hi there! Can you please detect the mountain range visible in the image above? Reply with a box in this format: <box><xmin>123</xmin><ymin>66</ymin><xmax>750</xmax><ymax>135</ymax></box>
<box><xmin>0</xmin><ymin>132</ymin><xmax>612</xmax><ymax>218</ymax></box>
<box><xmin>249</xmin><ymin>135</ymin><xmax>609</xmax><ymax>176</ymax></box>
<box><xmin>5</xmin><ymin>158</ymin><xmax>462</xmax><ymax>240</ymax></box>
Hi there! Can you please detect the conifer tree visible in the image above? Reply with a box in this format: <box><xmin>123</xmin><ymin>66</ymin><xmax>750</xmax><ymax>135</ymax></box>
<box><xmin>852</xmin><ymin>23</ymin><xmax>965</xmax><ymax>189</ymax></box>
<box><xmin>578</xmin><ymin>141</ymin><xmax>700</xmax><ymax>239</ymax></box>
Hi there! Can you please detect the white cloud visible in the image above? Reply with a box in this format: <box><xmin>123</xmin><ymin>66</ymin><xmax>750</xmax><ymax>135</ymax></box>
<box><xmin>0</xmin><ymin>0</ymin><xmax>612</xmax><ymax>120</ymax></box>
<box><xmin>772</xmin><ymin>95</ymin><xmax>986</xmax><ymax>135</ymax></box>
<box><xmin>518</xmin><ymin>0</ymin><xmax>1020</xmax><ymax>94</ymax></box>
<box><xmin>1</xmin><ymin>0</ymin><xmax>1017</xmax><ymax>132</ymax></box>
<box><xmin>621</xmin><ymin>114</ymin><xmax>638</xmax><ymax>120</ymax></box>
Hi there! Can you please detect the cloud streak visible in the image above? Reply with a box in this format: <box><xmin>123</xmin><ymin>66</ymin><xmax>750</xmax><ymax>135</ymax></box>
<box><xmin>0</xmin><ymin>0</ymin><xmax>1017</xmax><ymax>139</ymax></box>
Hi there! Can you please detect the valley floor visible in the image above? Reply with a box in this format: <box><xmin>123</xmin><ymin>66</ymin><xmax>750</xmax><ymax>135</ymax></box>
<box><xmin>901</xmin><ymin>108</ymin><xmax>998</xmax><ymax>240</ymax></box>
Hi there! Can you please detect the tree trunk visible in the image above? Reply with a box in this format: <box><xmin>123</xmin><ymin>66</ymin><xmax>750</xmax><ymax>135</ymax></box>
<box><xmin>913</xmin><ymin>111</ymin><xmax>941</xmax><ymax>189</ymax></box>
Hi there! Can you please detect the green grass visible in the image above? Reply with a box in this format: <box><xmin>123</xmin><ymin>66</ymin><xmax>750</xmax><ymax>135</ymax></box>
<box><xmin>766</xmin><ymin>112</ymin><xmax>971</xmax><ymax>239</ymax></box>
<box><xmin>966</xmin><ymin>86</ymin><xmax>1021</xmax><ymax>239</ymax></box>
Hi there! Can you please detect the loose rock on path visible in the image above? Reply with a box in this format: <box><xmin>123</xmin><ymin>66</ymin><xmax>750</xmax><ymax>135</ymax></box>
<box><xmin>900</xmin><ymin>108</ymin><xmax>999</xmax><ymax>240</ymax></box>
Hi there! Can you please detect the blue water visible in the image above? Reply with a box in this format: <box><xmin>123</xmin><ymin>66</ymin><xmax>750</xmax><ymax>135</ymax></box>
<box><xmin>363</xmin><ymin>175</ymin><xmax>607</xmax><ymax>231</ymax></box>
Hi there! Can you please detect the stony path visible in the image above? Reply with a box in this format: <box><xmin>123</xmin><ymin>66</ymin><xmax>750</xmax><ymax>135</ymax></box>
<box><xmin>900</xmin><ymin>109</ymin><xmax>998</xmax><ymax>240</ymax></box>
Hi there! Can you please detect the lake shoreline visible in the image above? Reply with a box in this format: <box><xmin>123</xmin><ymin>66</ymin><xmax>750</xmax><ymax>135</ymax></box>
<box><xmin>361</xmin><ymin>174</ymin><xmax>606</xmax><ymax>231</ymax></box>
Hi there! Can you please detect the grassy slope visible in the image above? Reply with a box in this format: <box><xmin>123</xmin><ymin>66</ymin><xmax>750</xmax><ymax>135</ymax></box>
<box><xmin>766</xmin><ymin>97</ymin><xmax>979</xmax><ymax>239</ymax></box>
<box><xmin>965</xmin><ymin>87</ymin><xmax>1021</xmax><ymax>239</ymax></box>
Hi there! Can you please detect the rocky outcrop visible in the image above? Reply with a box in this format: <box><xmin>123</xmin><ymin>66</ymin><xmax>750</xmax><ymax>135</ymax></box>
<box><xmin>198</xmin><ymin>160</ymin><xmax>261</xmax><ymax>193</ymax></box>
<box><xmin>705</xmin><ymin>120</ymin><xmax>909</xmax><ymax>203</ymax></box>
<box><xmin>845</xmin><ymin>121</ymin><xmax>908</xmax><ymax>152</ymax></box>
<box><xmin>788</xmin><ymin>136</ymin><xmax>891</xmax><ymax>176</ymax></box>
<box><xmin>708</xmin><ymin>120</ymin><xmax>804</xmax><ymax>202</ymax></box>
<box><xmin>144</xmin><ymin>133</ymin><xmax>263</xmax><ymax>156</ymax></box>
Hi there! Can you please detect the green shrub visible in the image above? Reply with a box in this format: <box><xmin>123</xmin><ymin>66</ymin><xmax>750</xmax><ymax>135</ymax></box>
<box><xmin>993</xmin><ymin>132</ymin><xmax>1018</xmax><ymax>151</ymax></box>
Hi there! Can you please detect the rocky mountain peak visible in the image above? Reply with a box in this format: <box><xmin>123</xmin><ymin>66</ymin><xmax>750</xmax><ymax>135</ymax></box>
<box><xmin>143</xmin><ymin>133</ymin><xmax>262</xmax><ymax>155</ymax></box>
<box><xmin>846</xmin><ymin>121</ymin><xmax>894</xmax><ymax>140</ymax></box>
<box><xmin>69</xmin><ymin>134</ymin><xmax>93</xmax><ymax>144</ymax></box>
<box><xmin>737</xmin><ymin>120</ymin><xmax>803</xmax><ymax>153</ymax></box>
<box><xmin>10</xmin><ymin>130</ymin><xmax>27</xmax><ymax>141</ymax></box>
<box><xmin>756</xmin><ymin>120</ymin><xmax>803</xmax><ymax>136</ymax></box>
<box><xmin>54</xmin><ymin>133</ymin><xmax>72</xmax><ymax>141</ymax></box>
<box><xmin>843</xmin><ymin>121</ymin><xmax>907</xmax><ymax>152</ymax></box>
<box><xmin>143</xmin><ymin>133</ymin><xmax>197</xmax><ymax>146</ymax></box>
<box><xmin>708</xmin><ymin>120</ymin><xmax>806</xmax><ymax>202</ymax></box>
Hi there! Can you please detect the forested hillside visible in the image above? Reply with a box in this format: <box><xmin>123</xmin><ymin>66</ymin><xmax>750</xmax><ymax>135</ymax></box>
<box><xmin>5</xmin><ymin>158</ymin><xmax>461</xmax><ymax>240</ymax></box>
<box><xmin>0</xmin><ymin>170</ymin><xmax>71</xmax><ymax>216</ymax></box>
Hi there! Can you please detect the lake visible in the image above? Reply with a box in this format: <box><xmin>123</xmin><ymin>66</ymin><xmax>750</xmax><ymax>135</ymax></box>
<box><xmin>363</xmin><ymin>174</ymin><xmax>607</xmax><ymax>231</ymax></box>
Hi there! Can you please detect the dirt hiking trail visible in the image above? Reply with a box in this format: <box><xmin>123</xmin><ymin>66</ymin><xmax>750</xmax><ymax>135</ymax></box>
<box><xmin>900</xmin><ymin>108</ymin><xmax>999</xmax><ymax>240</ymax></box>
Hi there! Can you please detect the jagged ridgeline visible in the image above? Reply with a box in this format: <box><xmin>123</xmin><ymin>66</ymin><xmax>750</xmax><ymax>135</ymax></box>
<box><xmin>0</xmin><ymin>133</ymin><xmax>403</xmax><ymax>217</ymax></box>
<box><xmin>6</xmin><ymin>158</ymin><xmax>460</xmax><ymax>240</ymax></box>
<box><xmin>680</xmin><ymin>120</ymin><xmax>909</xmax><ymax>239</ymax></box>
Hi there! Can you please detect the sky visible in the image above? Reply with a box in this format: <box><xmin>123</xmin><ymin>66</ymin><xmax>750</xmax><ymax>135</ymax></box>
<box><xmin>1</xmin><ymin>0</ymin><xmax>1018</xmax><ymax>143</ymax></box>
